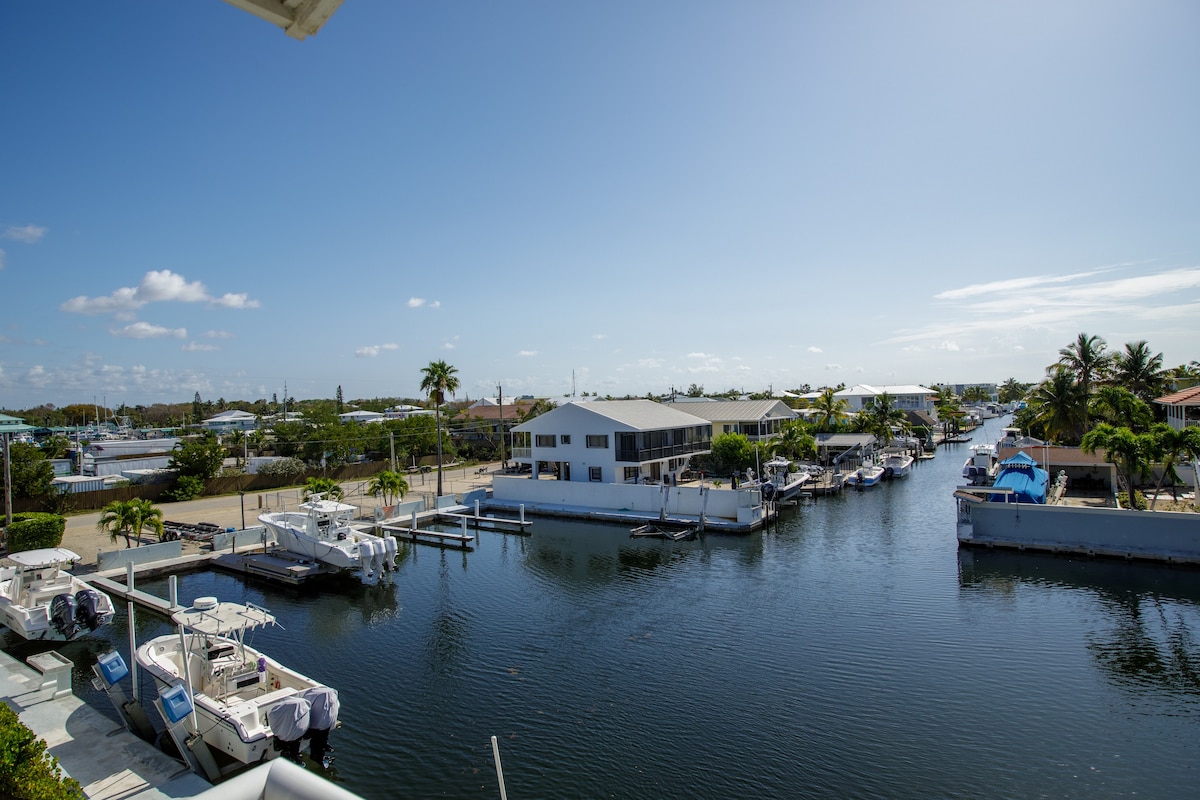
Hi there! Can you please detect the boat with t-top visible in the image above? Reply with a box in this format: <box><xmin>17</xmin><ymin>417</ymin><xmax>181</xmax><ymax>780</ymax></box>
<box><xmin>258</xmin><ymin>495</ymin><xmax>398</xmax><ymax>585</ymax></box>
<box><xmin>0</xmin><ymin>548</ymin><xmax>115</xmax><ymax>642</ymax></box>
<box><xmin>135</xmin><ymin>596</ymin><xmax>339</xmax><ymax>768</ymax></box>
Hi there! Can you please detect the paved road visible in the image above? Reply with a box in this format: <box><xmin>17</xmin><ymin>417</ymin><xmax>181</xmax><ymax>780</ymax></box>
<box><xmin>57</xmin><ymin>462</ymin><xmax>504</xmax><ymax>567</ymax></box>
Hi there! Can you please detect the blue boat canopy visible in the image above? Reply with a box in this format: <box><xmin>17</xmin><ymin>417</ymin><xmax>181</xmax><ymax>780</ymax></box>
<box><xmin>989</xmin><ymin>450</ymin><xmax>1048</xmax><ymax>503</ymax></box>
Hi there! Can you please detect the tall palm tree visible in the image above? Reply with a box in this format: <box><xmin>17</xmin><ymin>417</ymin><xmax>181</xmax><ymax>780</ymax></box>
<box><xmin>1028</xmin><ymin>367</ymin><xmax>1088</xmax><ymax>444</ymax></box>
<box><xmin>96</xmin><ymin>498</ymin><xmax>164</xmax><ymax>549</ymax></box>
<box><xmin>811</xmin><ymin>388</ymin><xmax>849</xmax><ymax>432</ymax></box>
<box><xmin>420</xmin><ymin>359</ymin><xmax>460</xmax><ymax>497</ymax></box>
<box><xmin>1145</xmin><ymin>424</ymin><xmax>1200</xmax><ymax>508</ymax></box>
<box><xmin>1055</xmin><ymin>332</ymin><xmax>1112</xmax><ymax>428</ymax></box>
<box><xmin>1112</xmin><ymin>340</ymin><xmax>1165</xmax><ymax>404</ymax></box>
<box><xmin>998</xmin><ymin>378</ymin><xmax>1029</xmax><ymax>405</ymax></box>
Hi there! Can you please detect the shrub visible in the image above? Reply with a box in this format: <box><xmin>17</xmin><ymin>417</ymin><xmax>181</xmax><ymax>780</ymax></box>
<box><xmin>162</xmin><ymin>474</ymin><xmax>205</xmax><ymax>502</ymax></box>
<box><xmin>0</xmin><ymin>702</ymin><xmax>84</xmax><ymax>799</ymax></box>
<box><xmin>1118</xmin><ymin>490</ymin><xmax>1148</xmax><ymax>510</ymax></box>
<box><xmin>5</xmin><ymin>513</ymin><xmax>66</xmax><ymax>553</ymax></box>
<box><xmin>256</xmin><ymin>457</ymin><xmax>307</xmax><ymax>478</ymax></box>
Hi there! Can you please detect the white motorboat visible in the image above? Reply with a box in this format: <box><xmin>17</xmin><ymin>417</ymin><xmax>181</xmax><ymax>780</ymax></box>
<box><xmin>136</xmin><ymin>596</ymin><xmax>339</xmax><ymax>767</ymax></box>
<box><xmin>962</xmin><ymin>443</ymin><xmax>998</xmax><ymax>485</ymax></box>
<box><xmin>258</xmin><ymin>496</ymin><xmax>398</xmax><ymax>584</ymax></box>
<box><xmin>845</xmin><ymin>462</ymin><xmax>885</xmax><ymax>487</ymax></box>
<box><xmin>0</xmin><ymin>548</ymin><xmax>115</xmax><ymax>641</ymax></box>
<box><xmin>881</xmin><ymin>452</ymin><xmax>915</xmax><ymax>479</ymax></box>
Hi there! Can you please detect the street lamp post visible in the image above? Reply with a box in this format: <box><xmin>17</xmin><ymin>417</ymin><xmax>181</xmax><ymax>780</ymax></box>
<box><xmin>239</xmin><ymin>491</ymin><xmax>246</xmax><ymax>531</ymax></box>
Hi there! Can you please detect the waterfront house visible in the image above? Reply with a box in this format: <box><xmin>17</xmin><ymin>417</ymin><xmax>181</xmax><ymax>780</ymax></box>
<box><xmin>200</xmin><ymin>410</ymin><xmax>259</xmax><ymax>433</ymax></box>
<box><xmin>338</xmin><ymin>409</ymin><xmax>384</xmax><ymax>424</ymax></box>
<box><xmin>808</xmin><ymin>384</ymin><xmax>939</xmax><ymax>414</ymax></box>
<box><xmin>663</xmin><ymin>399</ymin><xmax>797</xmax><ymax>442</ymax></box>
<box><xmin>1155</xmin><ymin>386</ymin><xmax>1200</xmax><ymax>431</ymax></box>
<box><xmin>494</xmin><ymin>400</ymin><xmax>770</xmax><ymax>529</ymax></box>
<box><xmin>508</xmin><ymin>400</ymin><xmax>712</xmax><ymax>484</ymax></box>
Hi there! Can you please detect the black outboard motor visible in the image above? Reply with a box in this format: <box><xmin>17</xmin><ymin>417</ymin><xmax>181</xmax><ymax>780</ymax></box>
<box><xmin>50</xmin><ymin>593</ymin><xmax>78</xmax><ymax>640</ymax></box>
<box><xmin>74</xmin><ymin>589</ymin><xmax>104</xmax><ymax>631</ymax></box>
<box><xmin>300</xmin><ymin>687</ymin><xmax>340</xmax><ymax>763</ymax></box>
<box><xmin>267</xmin><ymin>696</ymin><xmax>311</xmax><ymax>764</ymax></box>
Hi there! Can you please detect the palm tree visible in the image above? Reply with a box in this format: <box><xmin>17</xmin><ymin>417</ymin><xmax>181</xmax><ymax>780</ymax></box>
<box><xmin>367</xmin><ymin>470</ymin><xmax>409</xmax><ymax>508</ymax></box>
<box><xmin>96</xmin><ymin>498</ymin><xmax>164</xmax><ymax>549</ymax></box>
<box><xmin>998</xmin><ymin>378</ymin><xmax>1029</xmax><ymax>405</ymax></box>
<box><xmin>1112</xmin><ymin>340</ymin><xmax>1165</xmax><ymax>404</ymax></box>
<box><xmin>1028</xmin><ymin>367</ymin><xmax>1088</xmax><ymax>444</ymax></box>
<box><xmin>1081</xmin><ymin>423</ymin><xmax>1152</xmax><ymax>497</ymax></box>
<box><xmin>303</xmin><ymin>476</ymin><xmax>344</xmax><ymax>500</ymax></box>
<box><xmin>1145</xmin><ymin>424</ymin><xmax>1200</xmax><ymax>509</ymax></box>
<box><xmin>420</xmin><ymin>359</ymin><xmax>460</xmax><ymax>497</ymax></box>
<box><xmin>811</xmin><ymin>388</ymin><xmax>849</xmax><ymax>432</ymax></box>
<box><xmin>770</xmin><ymin>420</ymin><xmax>817</xmax><ymax>462</ymax></box>
<box><xmin>862</xmin><ymin>392</ymin><xmax>909</xmax><ymax>447</ymax></box>
<box><xmin>1090</xmin><ymin>386</ymin><xmax>1153</xmax><ymax>432</ymax></box>
<box><xmin>1055</xmin><ymin>332</ymin><xmax>1113</xmax><ymax>428</ymax></box>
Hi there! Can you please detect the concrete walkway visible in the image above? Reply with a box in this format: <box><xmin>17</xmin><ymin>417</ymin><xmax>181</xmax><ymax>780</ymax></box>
<box><xmin>0</xmin><ymin>649</ymin><xmax>211</xmax><ymax>799</ymax></box>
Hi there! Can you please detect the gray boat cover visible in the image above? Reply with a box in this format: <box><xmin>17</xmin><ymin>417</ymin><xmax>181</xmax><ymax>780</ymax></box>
<box><xmin>267</xmin><ymin>696</ymin><xmax>311</xmax><ymax>743</ymax></box>
<box><xmin>300</xmin><ymin>687</ymin><xmax>340</xmax><ymax>731</ymax></box>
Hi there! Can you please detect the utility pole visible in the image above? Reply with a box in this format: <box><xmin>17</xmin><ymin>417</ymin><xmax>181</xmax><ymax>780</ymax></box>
<box><xmin>497</xmin><ymin>384</ymin><xmax>505</xmax><ymax>468</ymax></box>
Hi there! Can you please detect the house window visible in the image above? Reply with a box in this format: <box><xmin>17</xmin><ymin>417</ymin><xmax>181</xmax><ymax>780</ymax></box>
<box><xmin>589</xmin><ymin>467</ymin><xmax>602</xmax><ymax>482</ymax></box>
<box><xmin>560</xmin><ymin>435</ymin><xmax>571</xmax><ymax>445</ymax></box>
<box><xmin>586</xmin><ymin>435</ymin><xmax>608</xmax><ymax>448</ymax></box>
<box><xmin>535</xmin><ymin>435</ymin><xmax>556</xmax><ymax>447</ymax></box>
<box><xmin>624</xmin><ymin>466</ymin><xmax>639</xmax><ymax>482</ymax></box>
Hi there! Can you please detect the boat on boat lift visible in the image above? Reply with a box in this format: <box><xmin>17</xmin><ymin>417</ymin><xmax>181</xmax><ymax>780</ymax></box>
<box><xmin>136</xmin><ymin>596</ymin><xmax>339</xmax><ymax>770</ymax></box>
<box><xmin>257</xmin><ymin>495</ymin><xmax>398</xmax><ymax>585</ymax></box>
<box><xmin>0</xmin><ymin>548</ymin><xmax>115</xmax><ymax>642</ymax></box>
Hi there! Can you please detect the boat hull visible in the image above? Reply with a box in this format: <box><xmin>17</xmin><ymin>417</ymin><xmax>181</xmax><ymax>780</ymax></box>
<box><xmin>136</xmin><ymin>633</ymin><xmax>333</xmax><ymax>766</ymax></box>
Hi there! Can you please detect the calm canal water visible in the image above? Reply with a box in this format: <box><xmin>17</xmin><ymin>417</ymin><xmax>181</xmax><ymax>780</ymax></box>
<box><xmin>15</xmin><ymin>417</ymin><xmax>1200</xmax><ymax>799</ymax></box>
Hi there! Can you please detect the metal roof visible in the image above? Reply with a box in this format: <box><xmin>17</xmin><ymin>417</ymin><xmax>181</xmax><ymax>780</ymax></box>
<box><xmin>512</xmin><ymin>400</ymin><xmax>708</xmax><ymax>433</ymax></box>
<box><xmin>664</xmin><ymin>399</ymin><xmax>795</xmax><ymax>422</ymax></box>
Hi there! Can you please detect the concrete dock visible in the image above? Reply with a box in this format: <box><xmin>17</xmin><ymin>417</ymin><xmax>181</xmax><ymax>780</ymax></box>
<box><xmin>0</xmin><ymin>648</ymin><xmax>211</xmax><ymax>799</ymax></box>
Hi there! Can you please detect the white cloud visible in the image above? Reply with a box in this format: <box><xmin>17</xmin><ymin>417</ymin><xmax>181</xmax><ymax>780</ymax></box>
<box><xmin>61</xmin><ymin>270</ymin><xmax>261</xmax><ymax>315</ymax></box>
<box><xmin>637</xmin><ymin>358</ymin><xmax>663</xmax><ymax>368</ymax></box>
<box><xmin>112</xmin><ymin>322</ymin><xmax>187</xmax><ymax>339</ymax></box>
<box><xmin>687</xmin><ymin>352</ymin><xmax>711</xmax><ymax>359</ymax></box>
<box><xmin>203</xmin><ymin>330</ymin><xmax>234</xmax><ymax>339</ymax></box>
<box><xmin>355</xmin><ymin>343</ymin><xmax>400</xmax><ymax>358</ymax></box>
<box><xmin>408</xmin><ymin>298</ymin><xmax>441</xmax><ymax>309</ymax></box>
<box><xmin>825</xmin><ymin>363</ymin><xmax>842</xmax><ymax>370</ymax></box>
<box><xmin>934</xmin><ymin>341</ymin><xmax>961</xmax><ymax>352</ymax></box>
<box><xmin>807</xmin><ymin>346</ymin><xmax>822</xmax><ymax>353</ymax></box>
<box><xmin>518</xmin><ymin>350</ymin><xmax>539</xmax><ymax>357</ymax></box>
<box><xmin>442</xmin><ymin>341</ymin><xmax>456</xmax><ymax>350</ymax></box>
<box><xmin>182</xmin><ymin>342</ymin><xmax>220</xmax><ymax>352</ymax></box>
<box><xmin>593</xmin><ymin>333</ymin><xmax>608</xmax><ymax>340</ymax></box>
<box><xmin>0</xmin><ymin>248</ymin><xmax>5</xmax><ymax>270</ymax></box>
<box><xmin>2</xmin><ymin>224</ymin><xmax>47</xmax><ymax>243</ymax></box>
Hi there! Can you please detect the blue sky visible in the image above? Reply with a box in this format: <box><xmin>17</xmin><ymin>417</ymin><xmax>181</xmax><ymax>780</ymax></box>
<box><xmin>3</xmin><ymin>1</ymin><xmax>1198</xmax><ymax>409</ymax></box>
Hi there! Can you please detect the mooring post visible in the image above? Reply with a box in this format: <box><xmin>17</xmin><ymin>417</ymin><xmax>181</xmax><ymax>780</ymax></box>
<box><xmin>519</xmin><ymin>504</ymin><xmax>525</xmax><ymax>524</ymax></box>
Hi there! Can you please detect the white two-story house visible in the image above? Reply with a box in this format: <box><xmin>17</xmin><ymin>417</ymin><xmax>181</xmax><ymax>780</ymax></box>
<box><xmin>509</xmin><ymin>400</ymin><xmax>712</xmax><ymax>484</ymax></box>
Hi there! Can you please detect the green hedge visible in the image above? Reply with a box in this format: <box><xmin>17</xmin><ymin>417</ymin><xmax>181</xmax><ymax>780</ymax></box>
<box><xmin>5</xmin><ymin>513</ymin><xmax>66</xmax><ymax>553</ymax></box>
<box><xmin>0</xmin><ymin>703</ymin><xmax>84</xmax><ymax>799</ymax></box>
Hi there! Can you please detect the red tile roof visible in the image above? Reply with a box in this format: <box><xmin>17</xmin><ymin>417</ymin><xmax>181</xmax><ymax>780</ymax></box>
<box><xmin>1155</xmin><ymin>386</ymin><xmax>1200</xmax><ymax>406</ymax></box>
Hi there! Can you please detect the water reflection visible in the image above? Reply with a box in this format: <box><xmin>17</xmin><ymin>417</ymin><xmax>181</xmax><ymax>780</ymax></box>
<box><xmin>958</xmin><ymin>549</ymin><xmax>1200</xmax><ymax>696</ymax></box>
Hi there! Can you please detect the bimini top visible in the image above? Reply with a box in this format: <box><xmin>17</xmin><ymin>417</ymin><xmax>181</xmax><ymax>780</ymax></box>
<box><xmin>5</xmin><ymin>548</ymin><xmax>81</xmax><ymax>569</ymax></box>
<box><xmin>989</xmin><ymin>451</ymin><xmax>1048</xmax><ymax>504</ymax></box>
<box><xmin>298</xmin><ymin>497</ymin><xmax>358</xmax><ymax>515</ymax></box>
<box><xmin>170</xmin><ymin>597</ymin><xmax>277</xmax><ymax>635</ymax></box>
